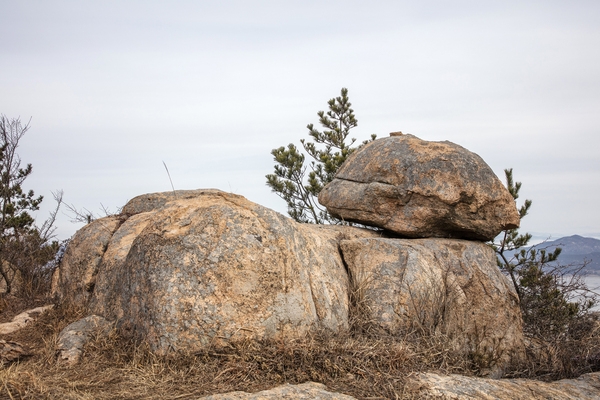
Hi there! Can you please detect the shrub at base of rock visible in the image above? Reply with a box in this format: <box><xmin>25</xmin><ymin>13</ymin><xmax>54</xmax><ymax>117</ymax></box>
<box><xmin>0</xmin><ymin>264</ymin><xmax>23</xmax><ymax>295</ymax></box>
<box><xmin>340</xmin><ymin>237</ymin><xmax>525</xmax><ymax>374</ymax></box>
<box><xmin>318</xmin><ymin>134</ymin><xmax>520</xmax><ymax>240</ymax></box>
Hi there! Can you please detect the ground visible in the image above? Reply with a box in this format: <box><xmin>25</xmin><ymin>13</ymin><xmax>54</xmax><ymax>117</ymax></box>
<box><xmin>1</xmin><ymin>294</ymin><xmax>599</xmax><ymax>399</ymax></box>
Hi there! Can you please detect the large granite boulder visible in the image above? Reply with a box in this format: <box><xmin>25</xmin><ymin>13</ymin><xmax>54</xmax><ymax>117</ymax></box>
<box><xmin>52</xmin><ymin>190</ymin><xmax>376</xmax><ymax>353</ymax></box>
<box><xmin>340</xmin><ymin>237</ymin><xmax>525</xmax><ymax>373</ymax></box>
<box><xmin>52</xmin><ymin>187</ymin><xmax>525</xmax><ymax>368</ymax></box>
<box><xmin>318</xmin><ymin>133</ymin><xmax>520</xmax><ymax>240</ymax></box>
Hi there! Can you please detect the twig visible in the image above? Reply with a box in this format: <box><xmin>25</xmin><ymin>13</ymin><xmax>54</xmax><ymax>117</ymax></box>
<box><xmin>162</xmin><ymin>161</ymin><xmax>176</xmax><ymax>197</ymax></box>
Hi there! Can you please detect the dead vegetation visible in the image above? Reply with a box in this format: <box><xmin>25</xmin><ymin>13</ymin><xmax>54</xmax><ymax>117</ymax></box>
<box><xmin>0</xmin><ymin>298</ymin><xmax>493</xmax><ymax>400</ymax></box>
<box><xmin>0</xmin><ymin>261</ymin><xmax>598</xmax><ymax>399</ymax></box>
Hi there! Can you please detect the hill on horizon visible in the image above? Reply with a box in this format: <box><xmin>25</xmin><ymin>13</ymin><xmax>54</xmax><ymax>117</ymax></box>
<box><xmin>527</xmin><ymin>235</ymin><xmax>600</xmax><ymax>274</ymax></box>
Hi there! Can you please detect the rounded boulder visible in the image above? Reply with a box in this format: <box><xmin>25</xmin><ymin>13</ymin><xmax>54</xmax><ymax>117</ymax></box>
<box><xmin>318</xmin><ymin>134</ymin><xmax>520</xmax><ymax>240</ymax></box>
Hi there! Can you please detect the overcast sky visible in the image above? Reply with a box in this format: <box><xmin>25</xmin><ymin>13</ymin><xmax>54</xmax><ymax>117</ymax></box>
<box><xmin>1</xmin><ymin>0</ymin><xmax>599</xmax><ymax>241</ymax></box>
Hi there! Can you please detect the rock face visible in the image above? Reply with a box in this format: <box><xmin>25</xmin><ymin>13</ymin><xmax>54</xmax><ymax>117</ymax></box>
<box><xmin>53</xmin><ymin>190</ymin><xmax>376</xmax><ymax>353</ymax></box>
<box><xmin>52</xmin><ymin>216</ymin><xmax>123</xmax><ymax>304</ymax></box>
<box><xmin>340</xmin><ymin>238</ymin><xmax>524</xmax><ymax>373</ymax></box>
<box><xmin>410</xmin><ymin>371</ymin><xmax>600</xmax><ymax>399</ymax></box>
<box><xmin>318</xmin><ymin>134</ymin><xmax>520</xmax><ymax>240</ymax></box>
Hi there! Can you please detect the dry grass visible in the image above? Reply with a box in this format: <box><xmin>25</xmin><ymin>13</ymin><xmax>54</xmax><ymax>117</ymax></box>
<box><xmin>504</xmin><ymin>315</ymin><xmax>600</xmax><ymax>381</ymax></box>
<box><xmin>0</xmin><ymin>301</ymin><xmax>485</xmax><ymax>400</ymax></box>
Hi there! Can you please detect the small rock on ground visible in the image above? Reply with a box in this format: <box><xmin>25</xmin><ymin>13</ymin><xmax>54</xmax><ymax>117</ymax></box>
<box><xmin>197</xmin><ymin>382</ymin><xmax>357</xmax><ymax>399</ymax></box>
<box><xmin>57</xmin><ymin>314</ymin><xmax>113</xmax><ymax>364</ymax></box>
<box><xmin>410</xmin><ymin>372</ymin><xmax>600</xmax><ymax>399</ymax></box>
<box><xmin>0</xmin><ymin>305</ymin><xmax>54</xmax><ymax>335</ymax></box>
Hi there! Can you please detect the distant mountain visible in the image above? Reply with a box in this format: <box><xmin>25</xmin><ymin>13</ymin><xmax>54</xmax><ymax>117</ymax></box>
<box><xmin>525</xmin><ymin>235</ymin><xmax>600</xmax><ymax>274</ymax></box>
<box><xmin>537</xmin><ymin>235</ymin><xmax>600</xmax><ymax>255</ymax></box>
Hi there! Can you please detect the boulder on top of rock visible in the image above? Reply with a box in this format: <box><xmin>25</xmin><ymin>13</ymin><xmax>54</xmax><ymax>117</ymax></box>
<box><xmin>318</xmin><ymin>134</ymin><xmax>520</xmax><ymax>240</ymax></box>
<box><xmin>52</xmin><ymin>190</ymin><xmax>377</xmax><ymax>353</ymax></box>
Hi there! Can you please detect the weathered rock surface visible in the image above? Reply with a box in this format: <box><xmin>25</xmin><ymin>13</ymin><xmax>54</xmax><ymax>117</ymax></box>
<box><xmin>198</xmin><ymin>382</ymin><xmax>357</xmax><ymax>399</ymax></box>
<box><xmin>318</xmin><ymin>134</ymin><xmax>520</xmax><ymax>240</ymax></box>
<box><xmin>55</xmin><ymin>190</ymin><xmax>377</xmax><ymax>353</ymax></box>
<box><xmin>52</xmin><ymin>216</ymin><xmax>123</xmax><ymax>304</ymax></box>
<box><xmin>0</xmin><ymin>305</ymin><xmax>54</xmax><ymax>335</ymax></box>
<box><xmin>410</xmin><ymin>371</ymin><xmax>600</xmax><ymax>399</ymax></box>
<box><xmin>340</xmin><ymin>238</ymin><xmax>524</xmax><ymax>373</ymax></box>
<box><xmin>57</xmin><ymin>315</ymin><xmax>113</xmax><ymax>364</ymax></box>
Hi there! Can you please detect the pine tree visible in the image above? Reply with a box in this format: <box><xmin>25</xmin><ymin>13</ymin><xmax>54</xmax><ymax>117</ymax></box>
<box><xmin>0</xmin><ymin>116</ymin><xmax>60</xmax><ymax>294</ymax></box>
<box><xmin>266</xmin><ymin>88</ymin><xmax>375</xmax><ymax>224</ymax></box>
<box><xmin>493</xmin><ymin>168</ymin><xmax>538</xmax><ymax>301</ymax></box>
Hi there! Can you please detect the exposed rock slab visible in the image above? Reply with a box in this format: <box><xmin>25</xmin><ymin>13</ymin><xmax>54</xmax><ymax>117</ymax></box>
<box><xmin>411</xmin><ymin>372</ymin><xmax>600</xmax><ymax>399</ymax></box>
<box><xmin>0</xmin><ymin>305</ymin><xmax>54</xmax><ymax>335</ymax></box>
<box><xmin>340</xmin><ymin>238</ymin><xmax>524</xmax><ymax>373</ymax></box>
<box><xmin>57</xmin><ymin>189</ymin><xmax>377</xmax><ymax>353</ymax></box>
<box><xmin>319</xmin><ymin>134</ymin><xmax>520</xmax><ymax>240</ymax></box>
<box><xmin>198</xmin><ymin>382</ymin><xmax>357</xmax><ymax>399</ymax></box>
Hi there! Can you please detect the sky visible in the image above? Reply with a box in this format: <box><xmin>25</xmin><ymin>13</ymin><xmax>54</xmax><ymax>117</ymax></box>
<box><xmin>1</xmin><ymin>0</ymin><xmax>599</xmax><ymax>242</ymax></box>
